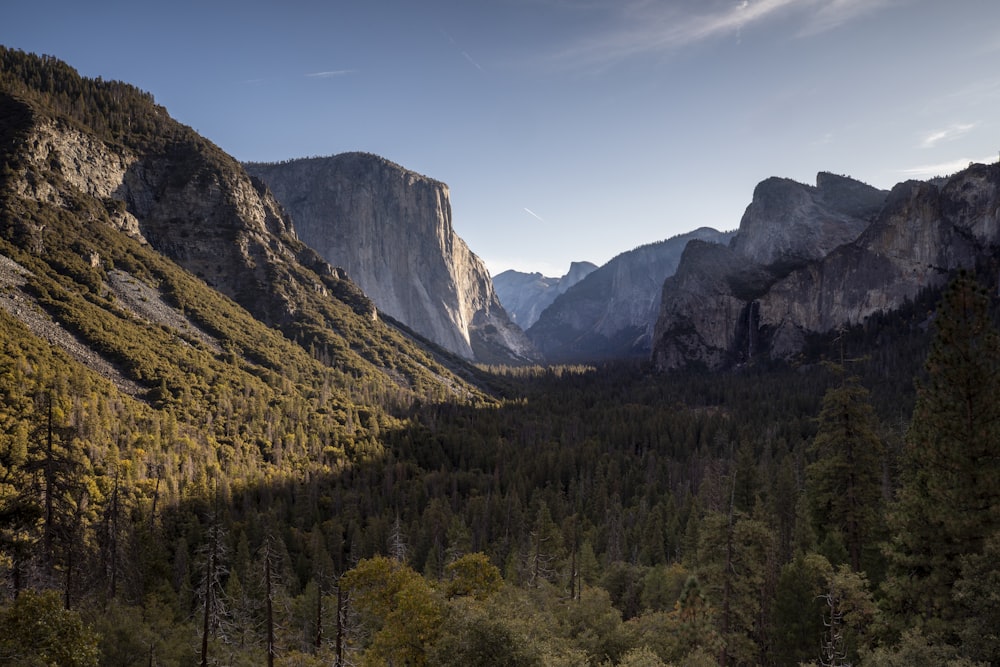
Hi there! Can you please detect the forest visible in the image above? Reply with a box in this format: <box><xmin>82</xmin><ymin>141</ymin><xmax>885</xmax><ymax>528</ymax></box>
<box><xmin>2</xmin><ymin>270</ymin><xmax>997</xmax><ymax>666</ymax></box>
<box><xmin>1</xmin><ymin>46</ymin><xmax>999</xmax><ymax>666</ymax></box>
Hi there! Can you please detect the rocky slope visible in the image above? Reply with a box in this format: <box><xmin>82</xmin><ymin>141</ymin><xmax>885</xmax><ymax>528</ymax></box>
<box><xmin>652</xmin><ymin>167</ymin><xmax>1000</xmax><ymax>371</ymax></box>
<box><xmin>493</xmin><ymin>261</ymin><xmax>597</xmax><ymax>329</ymax></box>
<box><xmin>526</xmin><ymin>228</ymin><xmax>733</xmax><ymax>362</ymax></box>
<box><xmin>0</xmin><ymin>48</ymin><xmax>489</xmax><ymax>402</ymax></box>
<box><xmin>245</xmin><ymin>155</ymin><xmax>539</xmax><ymax>365</ymax></box>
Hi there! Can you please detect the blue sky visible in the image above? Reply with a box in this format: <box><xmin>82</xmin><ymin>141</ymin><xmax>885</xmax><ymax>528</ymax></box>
<box><xmin>3</xmin><ymin>1</ymin><xmax>999</xmax><ymax>276</ymax></box>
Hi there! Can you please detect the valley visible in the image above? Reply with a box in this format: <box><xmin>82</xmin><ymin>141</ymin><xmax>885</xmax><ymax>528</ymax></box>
<box><xmin>0</xmin><ymin>46</ymin><xmax>998</xmax><ymax>666</ymax></box>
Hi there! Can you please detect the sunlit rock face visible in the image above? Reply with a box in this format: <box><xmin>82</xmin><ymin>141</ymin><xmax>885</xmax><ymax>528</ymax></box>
<box><xmin>18</xmin><ymin>116</ymin><xmax>373</xmax><ymax>328</ymax></box>
<box><xmin>245</xmin><ymin>153</ymin><xmax>539</xmax><ymax>364</ymax></box>
<box><xmin>653</xmin><ymin>165</ymin><xmax>1000</xmax><ymax>371</ymax></box>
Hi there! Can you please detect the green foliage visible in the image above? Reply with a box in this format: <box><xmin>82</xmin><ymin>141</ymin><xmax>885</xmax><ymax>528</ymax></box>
<box><xmin>860</xmin><ymin>628</ymin><xmax>986</xmax><ymax>667</ymax></box>
<box><xmin>430</xmin><ymin>595</ymin><xmax>544</xmax><ymax>667</ymax></box>
<box><xmin>818</xmin><ymin>565</ymin><xmax>878</xmax><ymax>666</ymax></box>
<box><xmin>445</xmin><ymin>552</ymin><xmax>503</xmax><ymax>600</ymax></box>
<box><xmin>951</xmin><ymin>529</ymin><xmax>1000</xmax><ymax>661</ymax></box>
<box><xmin>340</xmin><ymin>555</ymin><xmax>444</xmax><ymax>666</ymax></box>
<box><xmin>553</xmin><ymin>586</ymin><xmax>631</xmax><ymax>665</ymax></box>
<box><xmin>91</xmin><ymin>597</ymin><xmax>199</xmax><ymax>667</ymax></box>
<box><xmin>0</xmin><ymin>589</ymin><xmax>99</xmax><ymax>666</ymax></box>
<box><xmin>609</xmin><ymin>645</ymin><xmax>667</xmax><ymax>667</ymax></box>
<box><xmin>771</xmin><ymin>553</ymin><xmax>832</xmax><ymax>665</ymax></box>
<box><xmin>883</xmin><ymin>271</ymin><xmax>1000</xmax><ymax>650</ymax></box>
<box><xmin>806</xmin><ymin>371</ymin><xmax>885</xmax><ymax>573</ymax></box>
<box><xmin>696</xmin><ymin>510</ymin><xmax>775</xmax><ymax>665</ymax></box>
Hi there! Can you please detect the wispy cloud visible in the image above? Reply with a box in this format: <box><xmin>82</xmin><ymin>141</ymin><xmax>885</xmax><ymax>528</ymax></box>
<box><xmin>919</xmin><ymin>122</ymin><xmax>977</xmax><ymax>148</ymax></box>
<box><xmin>442</xmin><ymin>26</ymin><xmax>486</xmax><ymax>72</ymax></box>
<box><xmin>305</xmin><ymin>70</ymin><xmax>356</xmax><ymax>78</ymax></box>
<box><xmin>547</xmin><ymin>0</ymin><xmax>895</xmax><ymax>69</ymax></box>
<box><xmin>462</xmin><ymin>51</ymin><xmax>484</xmax><ymax>72</ymax></box>
<box><xmin>798</xmin><ymin>0</ymin><xmax>895</xmax><ymax>36</ymax></box>
<box><xmin>899</xmin><ymin>155</ymin><xmax>996</xmax><ymax>179</ymax></box>
<box><xmin>523</xmin><ymin>207</ymin><xmax>546</xmax><ymax>223</ymax></box>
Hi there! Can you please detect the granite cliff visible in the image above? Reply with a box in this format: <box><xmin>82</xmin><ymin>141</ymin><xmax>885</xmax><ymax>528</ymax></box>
<box><xmin>0</xmin><ymin>48</ymin><xmax>489</xmax><ymax>400</ymax></box>
<box><xmin>730</xmin><ymin>172</ymin><xmax>887</xmax><ymax>267</ymax></box>
<box><xmin>652</xmin><ymin>167</ymin><xmax>1000</xmax><ymax>371</ymax></box>
<box><xmin>10</xmin><ymin>104</ymin><xmax>374</xmax><ymax>328</ymax></box>
<box><xmin>526</xmin><ymin>228</ymin><xmax>733</xmax><ymax>362</ymax></box>
<box><xmin>493</xmin><ymin>261</ymin><xmax>597</xmax><ymax>329</ymax></box>
<box><xmin>245</xmin><ymin>155</ymin><xmax>539</xmax><ymax>365</ymax></box>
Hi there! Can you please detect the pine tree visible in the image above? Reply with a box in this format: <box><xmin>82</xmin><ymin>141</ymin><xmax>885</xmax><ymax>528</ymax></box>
<box><xmin>806</xmin><ymin>371</ymin><xmax>884</xmax><ymax>572</ymax></box>
<box><xmin>883</xmin><ymin>271</ymin><xmax>1000</xmax><ymax>648</ymax></box>
<box><xmin>696</xmin><ymin>509</ymin><xmax>774</xmax><ymax>666</ymax></box>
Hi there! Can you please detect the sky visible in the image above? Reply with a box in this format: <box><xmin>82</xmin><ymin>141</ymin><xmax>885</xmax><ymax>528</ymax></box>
<box><xmin>3</xmin><ymin>1</ymin><xmax>1000</xmax><ymax>277</ymax></box>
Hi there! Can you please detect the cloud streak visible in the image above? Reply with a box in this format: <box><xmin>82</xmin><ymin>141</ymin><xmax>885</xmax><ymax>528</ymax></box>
<box><xmin>305</xmin><ymin>70</ymin><xmax>356</xmax><ymax>78</ymax></box>
<box><xmin>462</xmin><ymin>51</ymin><xmax>484</xmax><ymax>72</ymax></box>
<box><xmin>547</xmin><ymin>0</ymin><xmax>896</xmax><ymax>69</ymax></box>
<box><xmin>920</xmin><ymin>122</ymin><xmax>977</xmax><ymax>148</ymax></box>
<box><xmin>798</xmin><ymin>0</ymin><xmax>895</xmax><ymax>36</ymax></box>
<box><xmin>523</xmin><ymin>207</ymin><xmax>546</xmax><ymax>222</ymax></box>
<box><xmin>899</xmin><ymin>155</ymin><xmax>996</xmax><ymax>179</ymax></box>
<box><xmin>442</xmin><ymin>26</ymin><xmax>486</xmax><ymax>72</ymax></box>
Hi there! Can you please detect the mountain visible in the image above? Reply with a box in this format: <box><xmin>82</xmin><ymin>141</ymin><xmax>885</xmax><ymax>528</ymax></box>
<box><xmin>730</xmin><ymin>172</ymin><xmax>888</xmax><ymax>268</ymax></box>
<box><xmin>652</xmin><ymin>168</ymin><xmax>1000</xmax><ymax>370</ymax></box>
<box><xmin>244</xmin><ymin>155</ymin><xmax>539</xmax><ymax>365</ymax></box>
<box><xmin>0</xmin><ymin>46</ymin><xmax>491</xmax><ymax>421</ymax></box>
<box><xmin>492</xmin><ymin>261</ymin><xmax>597</xmax><ymax>329</ymax></box>
<box><xmin>526</xmin><ymin>228</ymin><xmax>733</xmax><ymax>362</ymax></box>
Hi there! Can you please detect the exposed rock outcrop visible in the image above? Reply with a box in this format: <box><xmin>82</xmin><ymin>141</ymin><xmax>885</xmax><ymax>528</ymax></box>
<box><xmin>651</xmin><ymin>240</ymin><xmax>772</xmax><ymax>371</ymax></box>
<box><xmin>527</xmin><ymin>228</ymin><xmax>733</xmax><ymax>362</ymax></box>
<box><xmin>730</xmin><ymin>172</ymin><xmax>885</xmax><ymax>268</ymax></box>
<box><xmin>0</xmin><ymin>52</ymin><xmax>486</xmax><ymax>402</ymax></box>
<box><xmin>245</xmin><ymin>154</ymin><xmax>539</xmax><ymax>364</ymax></box>
<box><xmin>493</xmin><ymin>261</ymin><xmax>598</xmax><ymax>329</ymax></box>
<box><xmin>16</xmin><ymin>118</ymin><xmax>144</xmax><ymax>238</ymax></box>
<box><xmin>7</xmin><ymin>102</ymin><xmax>376</xmax><ymax>332</ymax></box>
<box><xmin>652</xmin><ymin>167</ymin><xmax>1000</xmax><ymax>371</ymax></box>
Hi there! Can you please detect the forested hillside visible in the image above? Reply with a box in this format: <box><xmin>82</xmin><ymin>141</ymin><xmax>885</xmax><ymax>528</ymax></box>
<box><xmin>1</xmin><ymin>47</ymin><xmax>998</xmax><ymax>666</ymax></box>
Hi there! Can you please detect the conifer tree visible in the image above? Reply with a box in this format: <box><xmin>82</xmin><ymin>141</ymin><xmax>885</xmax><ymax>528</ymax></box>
<box><xmin>696</xmin><ymin>509</ymin><xmax>774</xmax><ymax>666</ymax></box>
<box><xmin>883</xmin><ymin>271</ymin><xmax>1000</xmax><ymax>649</ymax></box>
<box><xmin>806</xmin><ymin>371</ymin><xmax>884</xmax><ymax>572</ymax></box>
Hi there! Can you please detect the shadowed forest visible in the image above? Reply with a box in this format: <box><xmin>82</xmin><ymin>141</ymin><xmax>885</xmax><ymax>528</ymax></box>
<box><xmin>3</xmin><ymin>273</ymin><xmax>999</xmax><ymax>666</ymax></box>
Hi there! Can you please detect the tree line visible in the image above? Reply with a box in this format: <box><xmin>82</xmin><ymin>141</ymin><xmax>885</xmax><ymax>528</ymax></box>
<box><xmin>0</xmin><ymin>270</ymin><xmax>997</xmax><ymax>665</ymax></box>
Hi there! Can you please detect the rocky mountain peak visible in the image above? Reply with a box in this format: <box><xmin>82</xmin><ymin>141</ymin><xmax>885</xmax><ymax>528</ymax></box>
<box><xmin>493</xmin><ymin>261</ymin><xmax>598</xmax><ymax>329</ymax></box>
<box><xmin>653</xmin><ymin>162</ymin><xmax>1000</xmax><ymax>372</ymax></box>
<box><xmin>526</xmin><ymin>228</ymin><xmax>733</xmax><ymax>362</ymax></box>
<box><xmin>730</xmin><ymin>173</ymin><xmax>887</xmax><ymax>268</ymax></box>
<box><xmin>562</xmin><ymin>261</ymin><xmax>599</xmax><ymax>285</ymax></box>
<box><xmin>245</xmin><ymin>154</ymin><xmax>538</xmax><ymax>364</ymax></box>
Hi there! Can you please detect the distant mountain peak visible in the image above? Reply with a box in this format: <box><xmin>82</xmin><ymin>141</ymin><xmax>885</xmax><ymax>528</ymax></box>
<box><xmin>653</xmin><ymin>163</ymin><xmax>1000</xmax><ymax>371</ymax></box>
<box><xmin>493</xmin><ymin>262</ymin><xmax>598</xmax><ymax>330</ymax></box>
<box><xmin>524</xmin><ymin>228</ymin><xmax>733</xmax><ymax>362</ymax></box>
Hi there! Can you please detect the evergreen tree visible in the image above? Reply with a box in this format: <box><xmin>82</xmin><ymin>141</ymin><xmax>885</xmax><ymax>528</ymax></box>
<box><xmin>806</xmin><ymin>371</ymin><xmax>884</xmax><ymax>573</ymax></box>
<box><xmin>771</xmin><ymin>552</ymin><xmax>830</xmax><ymax>665</ymax></box>
<box><xmin>696</xmin><ymin>510</ymin><xmax>775</xmax><ymax>666</ymax></box>
<box><xmin>883</xmin><ymin>271</ymin><xmax>1000</xmax><ymax>650</ymax></box>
